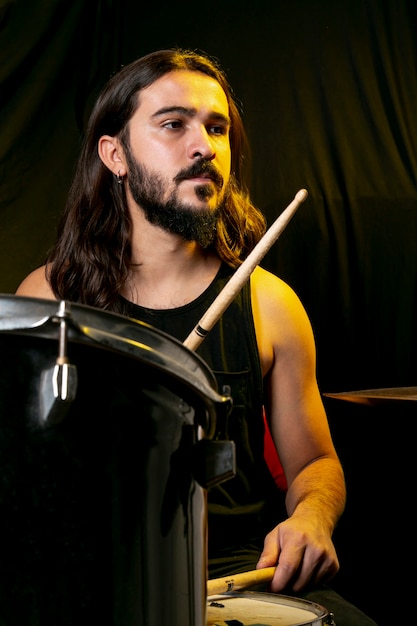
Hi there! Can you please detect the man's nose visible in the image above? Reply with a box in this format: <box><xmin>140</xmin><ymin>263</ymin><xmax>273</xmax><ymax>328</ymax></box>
<box><xmin>187</xmin><ymin>127</ymin><xmax>215</xmax><ymax>161</ymax></box>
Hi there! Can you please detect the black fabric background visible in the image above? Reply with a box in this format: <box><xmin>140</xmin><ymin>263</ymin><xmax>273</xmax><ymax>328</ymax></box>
<box><xmin>1</xmin><ymin>1</ymin><xmax>416</xmax><ymax>623</ymax></box>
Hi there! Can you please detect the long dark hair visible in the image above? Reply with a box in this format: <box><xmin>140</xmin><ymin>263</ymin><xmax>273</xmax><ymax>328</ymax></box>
<box><xmin>47</xmin><ymin>48</ymin><xmax>267</xmax><ymax>310</ymax></box>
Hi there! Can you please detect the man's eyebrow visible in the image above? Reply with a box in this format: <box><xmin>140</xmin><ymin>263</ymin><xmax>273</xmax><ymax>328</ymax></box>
<box><xmin>152</xmin><ymin>105</ymin><xmax>231</xmax><ymax>125</ymax></box>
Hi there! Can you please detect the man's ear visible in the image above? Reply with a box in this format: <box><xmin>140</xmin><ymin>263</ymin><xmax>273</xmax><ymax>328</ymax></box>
<box><xmin>98</xmin><ymin>135</ymin><xmax>126</xmax><ymax>176</ymax></box>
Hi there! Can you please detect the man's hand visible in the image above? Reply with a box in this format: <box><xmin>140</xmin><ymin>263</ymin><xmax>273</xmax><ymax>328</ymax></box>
<box><xmin>256</xmin><ymin>514</ymin><xmax>340</xmax><ymax>593</ymax></box>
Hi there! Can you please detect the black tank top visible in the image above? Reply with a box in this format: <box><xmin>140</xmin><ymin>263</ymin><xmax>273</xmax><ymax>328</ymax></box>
<box><xmin>120</xmin><ymin>263</ymin><xmax>283</xmax><ymax>564</ymax></box>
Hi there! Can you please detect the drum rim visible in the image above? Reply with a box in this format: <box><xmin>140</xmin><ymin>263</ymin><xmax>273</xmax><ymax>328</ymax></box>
<box><xmin>0</xmin><ymin>295</ymin><xmax>232</xmax><ymax>429</ymax></box>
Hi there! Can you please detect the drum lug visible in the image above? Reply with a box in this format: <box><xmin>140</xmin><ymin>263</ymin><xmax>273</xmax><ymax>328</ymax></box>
<box><xmin>192</xmin><ymin>439</ymin><xmax>236</xmax><ymax>489</ymax></box>
<box><xmin>325</xmin><ymin>613</ymin><xmax>337</xmax><ymax>625</ymax></box>
<box><xmin>39</xmin><ymin>301</ymin><xmax>78</xmax><ymax>426</ymax></box>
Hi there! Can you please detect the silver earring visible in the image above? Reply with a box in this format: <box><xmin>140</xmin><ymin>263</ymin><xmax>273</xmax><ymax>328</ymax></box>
<box><xmin>116</xmin><ymin>170</ymin><xmax>123</xmax><ymax>184</ymax></box>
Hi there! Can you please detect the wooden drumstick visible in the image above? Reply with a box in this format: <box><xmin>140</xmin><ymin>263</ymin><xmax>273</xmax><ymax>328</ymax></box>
<box><xmin>207</xmin><ymin>566</ymin><xmax>276</xmax><ymax>596</ymax></box>
<box><xmin>183</xmin><ymin>189</ymin><xmax>308</xmax><ymax>351</ymax></box>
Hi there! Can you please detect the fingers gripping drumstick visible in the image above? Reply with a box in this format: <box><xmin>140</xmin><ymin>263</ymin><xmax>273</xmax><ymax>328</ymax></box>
<box><xmin>183</xmin><ymin>189</ymin><xmax>308</xmax><ymax>351</ymax></box>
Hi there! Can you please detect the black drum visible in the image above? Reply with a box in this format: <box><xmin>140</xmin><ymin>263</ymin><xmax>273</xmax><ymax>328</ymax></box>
<box><xmin>0</xmin><ymin>295</ymin><xmax>233</xmax><ymax>626</ymax></box>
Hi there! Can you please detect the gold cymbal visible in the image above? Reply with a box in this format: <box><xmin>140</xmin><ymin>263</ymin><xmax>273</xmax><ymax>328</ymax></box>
<box><xmin>323</xmin><ymin>386</ymin><xmax>417</xmax><ymax>404</ymax></box>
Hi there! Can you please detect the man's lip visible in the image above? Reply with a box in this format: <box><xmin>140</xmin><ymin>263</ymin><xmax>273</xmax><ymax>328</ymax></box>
<box><xmin>184</xmin><ymin>175</ymin><xmax>214</xmax><ymax>182</ymax></box>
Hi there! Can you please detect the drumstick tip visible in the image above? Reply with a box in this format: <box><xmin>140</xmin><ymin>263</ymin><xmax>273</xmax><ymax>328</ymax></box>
<box><xmin>295</xmin><ymin>188</ymin><xmax>308</xmax><ymax>202</ymax></box>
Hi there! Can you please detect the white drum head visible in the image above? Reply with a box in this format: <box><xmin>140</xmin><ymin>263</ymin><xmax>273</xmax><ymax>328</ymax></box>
<box><xmin>207</xmin><ymin>591</ymin><xmax>329</xmax><ymax>625</ymax></box>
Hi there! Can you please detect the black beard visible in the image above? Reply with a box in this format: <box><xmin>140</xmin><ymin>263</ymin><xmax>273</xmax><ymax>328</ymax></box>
<box><xmin>124</xmin><ymin>144</ymin><xmax>227</xmax><ymax>248</ymax></box>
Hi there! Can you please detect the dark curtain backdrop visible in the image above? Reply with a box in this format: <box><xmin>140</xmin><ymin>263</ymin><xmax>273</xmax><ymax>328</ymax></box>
<box><xmin>1</xmin><ymin>1</ymin><xmax>416</xmax><ymax>624</ymax></box>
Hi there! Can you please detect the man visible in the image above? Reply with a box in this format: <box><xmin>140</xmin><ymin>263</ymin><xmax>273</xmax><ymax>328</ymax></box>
<box><xmin>16</xmin><ymin>48</ymin><xmax>376</xmax><ymax>625</ymax></box>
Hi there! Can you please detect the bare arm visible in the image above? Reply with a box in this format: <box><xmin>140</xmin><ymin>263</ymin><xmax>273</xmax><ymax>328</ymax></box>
<box><xmin>251</xmin><ymin>266</ymin><xmax>346</xmax><ymax>592</ymax></box>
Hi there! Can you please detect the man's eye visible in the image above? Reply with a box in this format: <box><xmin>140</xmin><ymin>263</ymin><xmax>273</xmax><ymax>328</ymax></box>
<box><xmin>210</xmin><ymin>125</ymin><xmax>227</xmax><ymax>136</ymax></box>
<box><xmin>164</xmin><ymin>120</ymin><xmax>183</xmax><ymax>129</ymax></box>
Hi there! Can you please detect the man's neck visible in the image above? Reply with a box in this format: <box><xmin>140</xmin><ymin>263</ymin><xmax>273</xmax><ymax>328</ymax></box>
<box><xmin>123</xmin><ymin>214</ymin><xmax>221</xmax><ymax>309</ymax></box>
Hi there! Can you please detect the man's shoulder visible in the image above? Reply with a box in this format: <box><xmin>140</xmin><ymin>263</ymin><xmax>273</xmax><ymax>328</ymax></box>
<box><xmin>251</xmin><ymin>265</ymin><xmax>294</xmax><ymax>297</ymax></box>
<box><xmin>15</xmin><ymin>265</ymin><xmax>55</xmax><ymax>300</ymax></box>
<box><xmin>251</xmin><ymin>266</ymin><xmax>310</xmax><ymax>326</ymax></box>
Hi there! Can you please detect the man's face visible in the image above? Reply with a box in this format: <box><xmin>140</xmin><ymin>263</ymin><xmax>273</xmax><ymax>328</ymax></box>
<box><xmin>121</xmin><ymin>70</ymin><xmax>232</xmax><ymax>246</ymax></box>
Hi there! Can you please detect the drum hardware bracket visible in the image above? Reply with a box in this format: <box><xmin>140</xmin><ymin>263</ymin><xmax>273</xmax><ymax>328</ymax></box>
<box><xmin>39</xmin><ymin>301</ymin><xmax>79</xmax><ymax>426</ymax></box>
<box><xmin>191</xmin><ymin>439</ymin><xmax>236</xmax><ymax>488</ymax></box>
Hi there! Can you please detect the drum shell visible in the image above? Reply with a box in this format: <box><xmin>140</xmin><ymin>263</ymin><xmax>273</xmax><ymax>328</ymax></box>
<box><xmin>0</xmin><ymin>296</ymin><xmax>231</xmax><ymax>626</ymax></box>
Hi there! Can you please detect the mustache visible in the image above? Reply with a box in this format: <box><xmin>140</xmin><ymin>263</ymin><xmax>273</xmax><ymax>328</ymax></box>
<box><xmin>174</xmin><ymin>160</ymin><xmax>224</xmax><ymax>188</ymax></box>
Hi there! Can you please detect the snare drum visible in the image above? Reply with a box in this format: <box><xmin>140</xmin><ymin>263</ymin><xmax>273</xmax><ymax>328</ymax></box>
<box><xmin>0</xmin><ymin>295</ymin><xmax>233</xmax><ymax>626</ymax></box>
<box><xmin>207</xmin><ymin>592</ymin><xmax>335</xmax><ymax>625</ymax></box>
